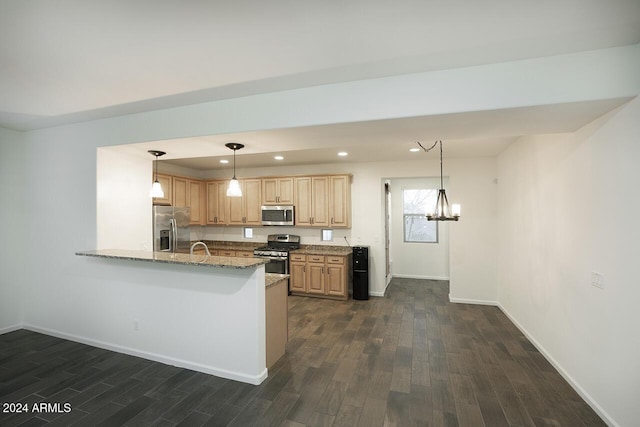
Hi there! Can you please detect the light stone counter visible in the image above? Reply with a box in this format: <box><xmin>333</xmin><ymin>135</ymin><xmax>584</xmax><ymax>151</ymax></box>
<box><xmin>265</xmin><ymin>273</ymin><xmax>289</xmax><ymax>288</ymax></box>
<box><xmin>76</xmin><ymin>249</ymin><xmax>269</xmax><ymax>269</ymax></box>
<box><xmin>291</xmin><ymin>245</ymin><xmax>353</xmax><ymax>256</ymax></box>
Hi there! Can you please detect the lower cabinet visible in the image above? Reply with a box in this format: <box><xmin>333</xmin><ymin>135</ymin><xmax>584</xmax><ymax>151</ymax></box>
<box><xmin>289</xmin><ymin>253</ymin><xmax>348</xmax><ymax>300</ymax></box>
<box><xmin>289</xmin><ymin>258</ymin><xmax>306</xmax><ymax>293</ymax></box>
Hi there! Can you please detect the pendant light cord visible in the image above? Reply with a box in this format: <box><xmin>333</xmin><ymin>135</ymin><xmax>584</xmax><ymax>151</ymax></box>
<box><xmin>416</xmin><ymin>140</ymin><xmax>444</xmax><ymax>190</ymax></box>
<box><xmin>439</xmin><ymin>140</ymin><xmax>444</xmax><ymax>190</ymax></box>
<box><xmin>232</xmin><ymin>148</ymin><xmax>237</xmax><ymax>179</ymax></box>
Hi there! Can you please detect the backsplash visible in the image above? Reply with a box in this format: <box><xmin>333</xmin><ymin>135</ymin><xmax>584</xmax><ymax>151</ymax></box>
<box><xmin>191</xmin><ymin>225</ymin><xmax>352</xmax><ymax>246</ymax></box>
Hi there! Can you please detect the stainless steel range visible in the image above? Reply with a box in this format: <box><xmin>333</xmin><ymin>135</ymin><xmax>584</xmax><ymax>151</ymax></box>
<box><xmin>253</xmin><ymin>234</ymin><xmax>300</xmax><ymax>276</ymax></box>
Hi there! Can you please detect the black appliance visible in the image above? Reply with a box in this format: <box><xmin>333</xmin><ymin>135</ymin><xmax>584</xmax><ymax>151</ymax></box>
<box><xmin>253</xmin><ymin>234</ymin><xmax>300</xmax><ymax>278</ymax></box>
<box><xmin>352</xmin><ymin>246</ymin><xmax>369</xmax><ymax>300</ymax></box>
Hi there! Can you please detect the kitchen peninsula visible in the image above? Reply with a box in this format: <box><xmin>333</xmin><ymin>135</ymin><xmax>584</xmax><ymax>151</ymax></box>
<box><xmin>75</xmin><ymin>249</ymin><xmax>279</xmax><ymax>385</ymax></box>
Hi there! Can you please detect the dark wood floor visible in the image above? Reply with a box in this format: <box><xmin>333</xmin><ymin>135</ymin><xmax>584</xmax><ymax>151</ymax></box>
<box><xmin>0</xmin><ymin>278</ymin><xmax>605</xmax><ymax>426</ymax></box>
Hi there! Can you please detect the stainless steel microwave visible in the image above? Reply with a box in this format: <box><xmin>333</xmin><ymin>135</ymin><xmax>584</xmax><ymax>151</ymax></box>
<box><xmin>261</xmin><ymin>205</ymin><xmax>294</xmax><ymax>226</ymax></box>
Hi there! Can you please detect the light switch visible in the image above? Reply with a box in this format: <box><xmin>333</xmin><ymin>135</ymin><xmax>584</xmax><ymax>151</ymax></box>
<box><xmin>591</xmin><ymin>272</ymin><xmax>604</xmax><ymax>289</ymax></box>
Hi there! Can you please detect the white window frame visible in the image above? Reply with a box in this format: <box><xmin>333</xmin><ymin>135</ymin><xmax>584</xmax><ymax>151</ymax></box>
<box><xmin>402</xmin><ymin>188</ymin><xmax>438</xmax><ymax>243</ymax></box>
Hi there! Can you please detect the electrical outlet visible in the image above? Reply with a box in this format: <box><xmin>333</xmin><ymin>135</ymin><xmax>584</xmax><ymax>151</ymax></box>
<box><xmin>591</xmin><ymin>272</ymin><xmax>604</xmax><ymax>289</ymax></box>
<box><xmin>133</xmin><ymin>318</ymin><xmax>140</xmax><ymax>331</ymax></box>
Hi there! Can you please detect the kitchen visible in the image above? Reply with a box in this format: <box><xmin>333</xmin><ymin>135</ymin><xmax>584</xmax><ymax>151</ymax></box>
<box><xmin>1</xmin><ymin>4</ymin><xmax>639</xmax><ymax>424</ymax></box>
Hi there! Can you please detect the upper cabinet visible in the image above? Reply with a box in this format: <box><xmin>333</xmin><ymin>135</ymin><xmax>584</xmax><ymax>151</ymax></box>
<box><xmin>152</xmin><ymin>174</ymin><xmax>173</xmax><ymax>206</ymax></box>
<box><xmin>228</xmin><ymin>179</ymin><xmax>262</xmax><ymax>225</ymax></box>
<box><xmin>329</xmin><ymin>175</ymin><xmax>351</xmax><ymax>227</ymax></box>
<box><xmin>188</xmin><ymin>180</ymin><xmax>205</xmax><ymax>225</ymax></box>
<box><xmin>206</xmin><ymin>181</ymin><xmax>227</xmax><ymax>225</ymax></box>
<box><xmin>295</xmin><ymin>175</ymin><xmax>350</xmax><ymax>227</ymax></box>
<box><xmin>262</xmin><ymin>178</ymin><xmax>294</xmax><ymax>205</ymax></box>
<box><xmin>173</xmin><ymin>177</ymin><xmax>205</xmax><ymax>225</ymax></box>
<box><xmin>160</xmin><ymin>172</ymin><xmax>351</xmax><ymax>228</ymax></box>
<box><xmin>295</xmin><ymin>176</ymin><xmax>329</xmax><ymax>226</ymax></box>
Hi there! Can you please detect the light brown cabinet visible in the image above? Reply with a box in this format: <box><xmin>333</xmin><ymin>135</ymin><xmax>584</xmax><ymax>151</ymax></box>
<box><xmin>326</xmin><ymin>256</ymin><xmax>347</xmax><ymax>297</ymax></box>
<box><xmin>152</xmin><ymin>173</ymin><xmax>173</xmax><ymax>206</ymax></box>
<box><xmin>262</xmin><ymin>178</ymin><xmax>294</xmax><ymax>205</ymax></box>
<box><xmin>306</xmin><ymin>255</ymin><xmax>326</xmax><ymax>295</ymax></box>
<box><xmin>294</xmin><ymin>176</ymin><xmax>329</xmax><ymax>226</ymax></box>
<box><xmin>206</xmin><ymin>181</ymin><xmax>228</xmax><ymax>225</ymax></box>
<box><xmin>294</xmin><ymin>175</ymin><xmax>350</xmax><ymax>227</ymax></box>
<box><xmin>228</xmin><ymin>179</ymin><xmax>262</xmax><ymax>225</ymax></box>
<box><xmin>289</xmin><ymin>253</ymin><xmax>349</xmax><ymax>300</ymax></box>
<box><xmin>329</xmin><ymin>175</ymin><xmax>351</xmax><ymax>227</ymax></box>
<box><xmin>173</xmin><ymin>177</ymin><xmax>205</xmax><ymax>225</ymax></box>
<box><xmin>188</xmin><ymin>181</ymin><xmax>205</xmax><ymax>225</ymax></box>
<box><xmin>173</xmin><ymin>177</ymin><xmax>188</xmax><ymax>208</ymax></box>
<box><xmin>289</xmin><ymin>254</ymin><xmax>307</xmax><ymax>293</ymax></box>
<box><xmin>265</xmin><ymin>277</ymin><xmax>288</xmax><ymax>368</ymax></box>
<box><xmin>162</xmin><ymin>173</ymin><xmax>351</xmax><ymax>229</ymax></box>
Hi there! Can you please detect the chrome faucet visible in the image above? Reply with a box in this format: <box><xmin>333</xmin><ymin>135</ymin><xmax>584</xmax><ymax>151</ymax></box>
<box><xmin>190</xmin><ymin>241</ymin><xmax>211</xmax><ymax>256</ymax></box>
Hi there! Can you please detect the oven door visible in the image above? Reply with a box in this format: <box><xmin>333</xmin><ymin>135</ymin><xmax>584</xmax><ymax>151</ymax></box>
<box><xmin>262</xmin><ymin>257</ymin><xmax>288</xmax><ymax>275</ymax></box>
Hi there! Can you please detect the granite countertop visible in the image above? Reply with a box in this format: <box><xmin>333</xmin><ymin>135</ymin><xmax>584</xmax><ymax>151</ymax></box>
<box><xmin>76</xmin><ymin>249</ymin><xmax>269</xmax><ymax>269</ymax></box>
<box><xmin>265</xmin><ymin>273</ymin><xmax>289</xmax><ymax>288</ymax></box>
<box><xmin>291</xmin><ymin>245</ymin><xmax>352</xmax><ymax>256</ymax></box>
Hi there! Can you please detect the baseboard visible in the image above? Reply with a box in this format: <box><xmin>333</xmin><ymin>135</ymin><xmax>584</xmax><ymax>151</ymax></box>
<box><xmin>496</xmin><ymin>303</ymin><xmax>617</xmax><ymax>427</ymax></box>
<box><xmin>393</xmin><ymin>274</ymin><xmax>450</xmax><ymax>281</ymax></box>
<box><xmin>0</xmin><ymin>324</ymin><xmax>23</xmax><ymax>335</ymax></box>
<box><xmin>449</xmin><ymin>296</ymin><xmax>499</xmax><ymax>306</ymax></box>
<box><xmin>22</xmin><ymin>324</ymin><xmax>268</xmax><ymax>386</ymax></box>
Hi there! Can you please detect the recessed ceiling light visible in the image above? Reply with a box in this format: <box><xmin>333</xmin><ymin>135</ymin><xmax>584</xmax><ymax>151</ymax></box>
<box><xmin>274</xmin><ymin>155</ymin><xmax>284</xmax><ymax>160</ymax></box>
<box><xmin>409</xmin><ymin>147</ymin><xmax>420</xmax><ymax>152</ymax></box>
<box><xmin>338</xmin><ymin>152</ymin><xmax>348</xmax><ymax>157</ymax></box>
<box><xmin>220</xmin><ymin>159</ymin><xmax>229</xmax><ymax>164</ymax></box>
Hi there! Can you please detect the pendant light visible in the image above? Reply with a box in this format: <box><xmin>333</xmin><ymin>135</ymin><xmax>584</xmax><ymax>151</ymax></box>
<box><xmin>420</xmin><ymin>140</ymin><xmax>460</xmax><ymax>221</ymax></box>
<box><xmin>225</xmin><ymin>143</ymin><xmax>244</xmax><ymax>197</ymax></box>
<box><xmin>148</xmin><ymin>150</ymin><xmax>166</xmax><ymax>198</ymax></box>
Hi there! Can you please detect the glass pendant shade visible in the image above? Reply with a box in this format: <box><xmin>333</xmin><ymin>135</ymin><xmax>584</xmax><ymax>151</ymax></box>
<box><xmin>227</xmin><ymin>178</ymin><xmax>242</xmax><ymax>197</ymax></box>
<box><xmin>149</xmin><ymin>180</ymin><xmax>164</xmax><ymax>198</ymax></box>
<box><xmin>148</xmin><ymin>150</ymin><xmax>166</xmax><ymax>198</ymax></box>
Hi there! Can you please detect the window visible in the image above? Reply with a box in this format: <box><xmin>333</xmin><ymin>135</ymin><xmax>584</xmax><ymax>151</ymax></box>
<box><xmin>403</xmin><ymin>189</ymin><xmax>438</xmax><ymax>243</ymax></box>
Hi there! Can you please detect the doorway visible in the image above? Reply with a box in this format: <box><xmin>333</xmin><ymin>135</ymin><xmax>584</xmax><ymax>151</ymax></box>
<box><xmin>385</xmin><ymin>177</ymin><xmax>450</xmax><ymax>281</ymax></box>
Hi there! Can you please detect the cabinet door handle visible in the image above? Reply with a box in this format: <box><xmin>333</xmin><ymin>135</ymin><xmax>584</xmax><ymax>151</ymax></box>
<box><xmin>331</xmin><ymin>217</ymin><xmax>334</xmax><ymax>224</ymax></box>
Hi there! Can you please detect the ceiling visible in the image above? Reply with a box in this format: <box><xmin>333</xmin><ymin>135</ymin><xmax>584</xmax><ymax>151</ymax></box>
<box><xmin>1</xmin><ymin>0</ymin><xmax>639</xmax><ymax>132</ymax></box>
<box><xmin>3</xmin><ymin>2</ymin><xmax>638</xmax><ymax>168</ymax></box>
<box><xmin>122</xmin><ymin>98</ymin><xmax>630</xmax><ymax>170</ymax></box>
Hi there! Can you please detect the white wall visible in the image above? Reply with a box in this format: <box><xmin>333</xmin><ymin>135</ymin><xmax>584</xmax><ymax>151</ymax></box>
<box><xmin>28</xmin><ymin>257</ymin><xmax>267</xmax><ymax>384</ymax></box>
<box><xmin>96</xmin><ymin>147</ymin><xmax>152</xmax><ymax>250</ymax></box>
<box><xmin>0</xmin><ymin>126</ymin><xmax>26</xmax><ymax>332</ymax></box>
<box><xmin>389</xmin><ymin>177</ymin><xmax>450</xmax><ymax>280</ymax></box>
<box><xmin>496</xmin><ymin>98</ymin><xmax>640</xmax><ymax>427</ymax></box>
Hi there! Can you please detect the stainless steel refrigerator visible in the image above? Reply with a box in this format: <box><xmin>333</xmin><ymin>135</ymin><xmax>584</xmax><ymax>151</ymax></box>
<box><xmin>153</xmin><ymin>206</ymin><xmax>191</xmax><ymax>253</ymax></box>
